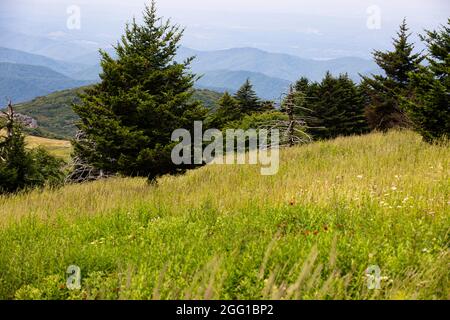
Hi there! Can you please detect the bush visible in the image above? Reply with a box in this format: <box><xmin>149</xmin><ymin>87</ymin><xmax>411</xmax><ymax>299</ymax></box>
<box><xmin>0</xmin><ymin>119</ymin><xmax>65</xmax><ymax>194</ymax></box>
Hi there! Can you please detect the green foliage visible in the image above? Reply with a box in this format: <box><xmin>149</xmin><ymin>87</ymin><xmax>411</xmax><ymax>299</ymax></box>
<box><xmin>402</xmin><ymin>19</ymin><xmax>450</xmax><ymax>142</ymax></box>
<box><xmin>362</xmin><ymin>19</ymin><xmax>424</xmax><ymax>131</ymax></box>
<box><xmin>294</xmin><ymin>73</ymin><xmax>368</xmax><ymax>140</ymax></box>
<box><xmin>72</xmin><ymin>2</ymin><xmax>208</xmax><ymax>180</ymax></box>
<box><xmin>224</xmin><ymin>110</ymin><xmax>287</xmax><ymax>131</ymax></box>
<box><xmin>14</xmin><ymin>87</ymin><xmax>87</xmax><ymax>139</ymax></box>
<box><xmin>0</xmin><ymin>119</ymin><xmax>65</xmax><ymax>194</ymax></box>
<box><xmin>208</xmin><ymin>92</ymin><xmax>242</xmax><ymax>129</ymax></box>
<box><xmin>192</xmin><ymin>89</ymin><xmax>223</xmax><ymax>110</ymax></box>
<box><xmin>209</xmin><ymin>82</ymin><xmax>273</xmax><ymax>130</ymax></box>
<box><xmin>234</xmin><ymin>79</ymin><xmax>264</xmax><ymax>114</ymax></box>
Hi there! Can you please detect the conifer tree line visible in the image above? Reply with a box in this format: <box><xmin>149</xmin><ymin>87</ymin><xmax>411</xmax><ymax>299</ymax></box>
<box><xmin>68</xmin><ymin>5</ymin><xmax>450</xmax><ymax>181</ymax></box>
<box><xmin>1</xmin><ymin>1</ymin><xmax>448</xmax><ymax>191</ymax></box>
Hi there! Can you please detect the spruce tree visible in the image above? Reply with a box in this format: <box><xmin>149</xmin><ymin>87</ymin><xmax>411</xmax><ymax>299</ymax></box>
<box><xmin>234</xmin><ymin>79</ymin><xmax>262</xmax><ymax>114</ymax></box>
<box><xmin>72</xmin><ymin>2</ymin><xmax>207</xmax><ymax>180</ymax></box>
<box><xmin>362</xmin><ymin>19</ymin><xmax>424</xmax><ymax>131</ymax></box>
<box><xmin>295</xmin><ymin>72</ymin><xmax>368</xmax><ymax>140</ymax></box>
<box><xmin>335</xmin><ymin>74</ymin><xmax>369</xmax><ymax>136</ymax></box>
<box><xmin>1</xmin><ymin>103</ymin><xmax>64</xmax><ymax>194</ymax></box>
<box><xmin>403</xmin><ymin>19</ymin><xmax>450</xmax><ymax>142</ymax></box>
<box><xmin>209</xmin><ymin>92</ymin><xmax>241</xmax><ymax>129</ymax></box>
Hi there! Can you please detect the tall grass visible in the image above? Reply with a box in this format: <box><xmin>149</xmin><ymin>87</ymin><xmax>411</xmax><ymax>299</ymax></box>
<box><xmin>0</xmin><ymin>130</ymin><xmax>448</xmax><ymax>300</ymax></box>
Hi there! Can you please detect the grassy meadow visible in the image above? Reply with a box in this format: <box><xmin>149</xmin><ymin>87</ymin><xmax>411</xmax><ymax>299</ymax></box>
<box><xmin>25</xmin><ymin>135</ymin><xmax>72</xmax><ymax>160</ymax></box>
<box><xmin>0</xmin><ymin>130</ymin><xmax>448</xmax><ymax>300</ymax></box>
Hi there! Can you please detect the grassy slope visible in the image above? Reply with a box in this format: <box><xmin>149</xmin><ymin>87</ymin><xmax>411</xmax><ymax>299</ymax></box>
<box><xmin>0</xmin><ymin>131</ymin><xmax>448</xmax><ymax>300</ymax></box>
<box><xmin>25</xmin><ymin>135</ymin><xmax>72</xmax><ymax>160</ymax></box>
<box><xmin>0</xmin><ymin>129</ymin><xmax>72</xmax><ymax>160</ymax></box>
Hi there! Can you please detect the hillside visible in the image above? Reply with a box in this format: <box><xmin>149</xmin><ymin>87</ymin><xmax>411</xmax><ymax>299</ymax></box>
<box><xmin>0</xmin><ymin>131</ymin><xmax>448</xmax><ymax>299</ymax></box>
<box><xmin>0</xmin><ymin>62</ymin><xmax>92</xmax><ymax>103</ymax></box>
<box><xmin>13</xmin><ymin>87</ymin><xmax>223</xmax><ymax>139</ymax></box>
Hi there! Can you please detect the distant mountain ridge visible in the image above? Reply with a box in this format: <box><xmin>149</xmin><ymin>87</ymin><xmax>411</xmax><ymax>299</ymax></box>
<box><xmin>0</xmin><ymin>45</ymin><xmax>381</xmax><ymax>102</ymax></box>
<box><xmin>0</xmin><ymin>47</ymin><xmax>87</xmax><ymax>78</ymax></box>
<box><xmin>178</xmin><ymin>47</ymin><xmax>380</xmax><ymax>83</ymax></box>
<box><xmin>0</xmin><ymin>62</ymin><xmax>92</xmax><ymax>103</ymax></box>
<box><xmin>196</xmin><ymin>70</ymin><xmax>291</xmax><ymax>100</ymax></box>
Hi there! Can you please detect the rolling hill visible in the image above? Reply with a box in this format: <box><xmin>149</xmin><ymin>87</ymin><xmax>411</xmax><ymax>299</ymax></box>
<box><xmin>12</xmin><ymin>87</ymin><xmax>223</xmax><ymax>140</ymax></box>
<box><xmin>0</xmin><ymin>62</ymin><xmax>92</xmax><ymax>104</ymax></box>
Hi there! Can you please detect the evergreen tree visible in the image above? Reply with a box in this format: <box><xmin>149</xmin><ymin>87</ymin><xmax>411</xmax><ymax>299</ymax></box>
<box><xmin>403</xmin><ymin>19</ymin><xmax>450</xmax><ymax>142</ymax></box>
<box><xmin>234</xmin><ymin>79</ymin><xmax>262</xmax><ymax>114</ymax></box>
<box><xmin>335</xmin><ymin>74</ymin><xmax>369</xmax><ymax>136</ymax></box>
<box><xmin>72</xmin><ymin>2</ymin><xmax>207</xmax><ymax>181</ymax></box>
<box><xmin>295</xmin><ymin>72</ymin><xmax>368</xmax><ymax>140</ymax></box>
<box><xmin>362</xmin><ymin>19</ymin><xmax>424</xmax><ymax>131</ymax></box>
<box><xmin>1</xmin><ymin>104</ymin><xmax>64</xmax><ymax>194</ymax></box>
<box><xmin>209</xmin><ymin>92</ymin><xmax>241</xmax><ymax>129</ymax></box>
<box><xmin>0</xmin><ymin>113</ymin><xmax>31</xmax><ymax>193</ymax></box>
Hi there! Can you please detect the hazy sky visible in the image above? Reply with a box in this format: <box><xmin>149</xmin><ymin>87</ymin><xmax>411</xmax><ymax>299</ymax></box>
<box><xmin>1</xmin><ymin>0</ymin><xmax>448</xmax><ymax>59</ymax></box>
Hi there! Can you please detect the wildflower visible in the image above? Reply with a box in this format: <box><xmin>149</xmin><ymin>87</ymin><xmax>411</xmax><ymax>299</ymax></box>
<box><xmin>357</xmin><ymin>175</ymin><xmax>363</xmax><ymax>179</ymax></box>
<box><xmin>391</xmin><ymin>186</ymin><xmax>397</xmax><ymax>191</ymax></box>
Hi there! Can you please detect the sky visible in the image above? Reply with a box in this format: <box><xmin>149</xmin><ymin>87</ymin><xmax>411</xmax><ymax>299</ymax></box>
<box><xmin>0</xmin><ymin>0</ymin><xmax>448</xmax><ymax>59</ymax></box>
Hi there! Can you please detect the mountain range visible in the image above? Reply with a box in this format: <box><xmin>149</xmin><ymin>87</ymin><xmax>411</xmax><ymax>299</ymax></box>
<box><xmin>0</xmin><ymin>45</ymin><xmax>381</xmax><ymax>103</ymax></box>
<box><xmin>0</xmin><ymin>62</ymin><xmax>91</xmax><ymax>104</ymax></box>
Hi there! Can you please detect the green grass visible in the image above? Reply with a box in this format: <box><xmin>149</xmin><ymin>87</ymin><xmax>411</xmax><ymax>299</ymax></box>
<box><xmin>0</xmin><ymin>130</ymin><xmax>448</xmax><ymax>300</ymax></box>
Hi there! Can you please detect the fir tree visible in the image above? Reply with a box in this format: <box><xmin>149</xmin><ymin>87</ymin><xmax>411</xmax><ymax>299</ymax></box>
<box><xmin>295</xmin><ymin>72</ymin><xmax>368</xmax><ymax>140</ymax></box>
<box><xmin>403</xmin><ymin>19</ymin><xmax>450</xmax><ymax>142</ymax></box>
<box><xmin>1</xmin><ymin>103</ymin><xmax>64</xmax><ymax>194</ymax></box>
<box><xmin>209</xmin><ymin>92</ymin><xmax>241</xmax><ymax>129</ymax></box>
<box><xmin>362</xmin><ymin>19</ymin><xmax>424</xmax><ymax>131</ymax></box>
<box><xmin>234</xmin><ymin>79</ymin><xmax>262</xmax><ymax>114</ymax></box>
<box><xmin>72</xmin><ymin>2</ymin><xmax>207</xmax><ymax>181</ymax></box>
